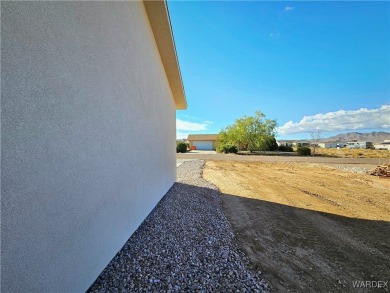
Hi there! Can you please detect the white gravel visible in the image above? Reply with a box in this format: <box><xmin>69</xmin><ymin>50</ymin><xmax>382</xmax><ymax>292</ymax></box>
<box><xmin>88</xmin><ymin>160</ymin><xmax>269</xmax><ymax>292</ymax></box>
<box><xmin>336</xmin><ymin>166</ymin><xmax>368</xmax><ymax>174</ymax></box>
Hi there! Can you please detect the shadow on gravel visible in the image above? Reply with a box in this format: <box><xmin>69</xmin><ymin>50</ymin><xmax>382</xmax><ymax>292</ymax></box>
<box><xmin>220</xmin><ymin>193</ymin><xmax>390</xmax><ymax>293</ymax></box>
<box><xmin>88</xmin><ymin>182</ymin><xmax>268</xmax><ymax>292</ymax></box>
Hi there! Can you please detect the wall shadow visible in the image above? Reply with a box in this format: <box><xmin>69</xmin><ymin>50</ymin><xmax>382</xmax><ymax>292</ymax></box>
<box><xmin>87</xmin><ymin>181</ymin><xmax>389</xmax><ymax>292</ymax></box>
<box><xmin>217</xmin><ymin>189</ymin><xmax>390</xmax><ymax>292</ymax></box>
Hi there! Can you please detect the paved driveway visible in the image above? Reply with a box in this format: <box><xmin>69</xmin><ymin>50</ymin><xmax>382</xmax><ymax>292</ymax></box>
<box><xmin>186</xmin><ymin>150</ymin><xmax>217</xmax><ymax>155</ymax></box>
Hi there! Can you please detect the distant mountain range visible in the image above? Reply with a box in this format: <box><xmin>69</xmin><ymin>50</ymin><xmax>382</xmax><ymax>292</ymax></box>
<box><xmin>279</xmin><ymin>132</ymin><xmax>390</xmax><ymax>143</ymax></box>
<box><xmin>326</xmin><ymin>131</ymin><xmax>390</xmax><ymax>142</ymax></box>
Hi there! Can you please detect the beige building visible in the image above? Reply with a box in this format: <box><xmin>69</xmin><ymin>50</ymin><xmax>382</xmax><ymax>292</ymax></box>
<box><xmin>187</xmin><ymin>134</ymin><xmax>219</xmax><ymax>150</ymax></box>
<box><xmin>374</xmin><ymin>140</ymin><xmax>390</xmax><ymax>150</ymax></box>
<box><xmin>318</xmin><ymin>142</ymin><xmax>347</xmax><ymax>148</ymax></box>
<box><xmin>1</xmin><ymin>1</ymin><xmax>186</xmax><ymax>292</ymax></box>
<box><xmin>346</xmin><ymin>141</ymin><xmax>373</xmax><ymax>149</ymax></box>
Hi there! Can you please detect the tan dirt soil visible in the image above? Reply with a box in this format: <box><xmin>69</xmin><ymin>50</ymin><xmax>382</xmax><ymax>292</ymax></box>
<box><xmin>177</xmin><ymin>152</ymin><xmax>390</xmax><ymax>169</ymax></box>
<box><xmin>203</xmin><ymin>160</ymin><xmax>390</xmax><ymax>292</ymax></box>
<box><xmin>314</xmin><ymin>148</ymin><xmax>390</xmax><ymax>159</ymax></box>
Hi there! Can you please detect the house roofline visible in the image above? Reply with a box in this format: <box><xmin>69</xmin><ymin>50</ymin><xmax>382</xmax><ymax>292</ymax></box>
<box><xmin>143</xmin><ymin>0</ymin><xmax>187</xmax><ymax>110</ymax></box>
<box><xmin>187</xmin><ymin>134</ymin><xmax>219</xmax><ymax>141</ymax></box>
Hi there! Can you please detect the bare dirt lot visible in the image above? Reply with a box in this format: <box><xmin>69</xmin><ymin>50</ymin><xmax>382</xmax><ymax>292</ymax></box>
<box><xmin>203</xmin><ymin>160</ymin><xmax>390</xmax><ymax>292</ymax></box>
<box><xmin>177</xmin><ymin>152</ymin><xmax>390</xmax><ymax>169</ymax></box>
<box><xmin>314</xmin><ymin>148</ymin><xmax>390</xmax><ymax>159</ymax></box>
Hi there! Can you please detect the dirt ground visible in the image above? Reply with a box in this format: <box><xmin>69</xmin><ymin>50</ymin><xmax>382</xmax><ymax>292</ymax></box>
<box><xmin>314</xmin><ymin>148</ymin><xmax>390</xmax><ymax>159</ymax></box>
<box><xmin>203</xmin><ymin>160</ymin><xmax>390</xmax><ymax>292</ymax></box>
<box><xmin>177</xmin><ymin>152</ymin><xmax>390</xmax><ymax>167</ymax></box>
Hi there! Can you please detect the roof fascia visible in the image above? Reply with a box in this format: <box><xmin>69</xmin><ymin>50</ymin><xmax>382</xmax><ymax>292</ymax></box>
<box><xmin>143</xmin><ymin>0</ymin><xmax>187</xmax><ymax>110</ymax></box>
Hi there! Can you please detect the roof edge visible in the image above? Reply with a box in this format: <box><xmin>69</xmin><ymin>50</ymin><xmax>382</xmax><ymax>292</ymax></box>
<box><xmin>187</xmin><ymin>134</ymin><xmax>219</xmax><ymax>141</ymax></box>
<box><xmin>143</xmin><ymin>0</ymin><xmax>187</xmax><ymax>110</ymax></box>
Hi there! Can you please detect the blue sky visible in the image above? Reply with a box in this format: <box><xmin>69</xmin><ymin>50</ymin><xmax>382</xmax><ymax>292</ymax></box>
<box><xmin>168</xmin><ymin>1</ymin><xmax>390</xmax><ymax>140</ymax></box>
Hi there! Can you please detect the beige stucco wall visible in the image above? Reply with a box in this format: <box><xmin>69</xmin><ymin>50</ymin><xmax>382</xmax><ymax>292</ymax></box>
<box><xmin>188</xmin><ymin>140</ymin><xmax>218</xmax><ymax>150</ymax></box>
<box><xmin>1</xmin><ymin>2</ymin><xmax>176</xmax><ymax>292</ymax></box>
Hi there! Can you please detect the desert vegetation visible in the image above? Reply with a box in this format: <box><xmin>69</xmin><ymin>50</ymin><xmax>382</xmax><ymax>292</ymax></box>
<box><xmin>314</xmin><ymin>147</ymin><xmax>390</xmax><ymax>158</ymax></box>
<box><xmin>217</xmin><ymin>111</ymin><xmax>278</xmax><ymax>153</ymax></box>
<box><xmin>176</xmin><ymin>141</ymin><xmax>188</xmax><ymax>153</ymax></box>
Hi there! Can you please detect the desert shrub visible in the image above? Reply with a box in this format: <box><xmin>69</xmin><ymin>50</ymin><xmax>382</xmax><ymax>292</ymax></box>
<box><xmin>176</xmin><ymin>142</ymin><xmax>187</xmax><ymax>153</ymax></box>
<box><xmin>278</xmin><ymin>145</ymin><xmax>294</xmax><ymax>152</ymax></box>
<box><xmin>297</xmin><ymin>146</ymin><xmax>311</xmax><ymax>156</ymax></box>
<box><xmin>217</xmin><ymin>144</ymin><xmax>238</xmax><ymax>154</ymax></box>
<box><xmin>257</xmin><ymin>136</ymin><xmax>279</xmax><ymax>151</ymax></box>
<box><xmin>225</xmin><ymin>144</ymin><xmax>238</xmax><ymax>153</ymax></box>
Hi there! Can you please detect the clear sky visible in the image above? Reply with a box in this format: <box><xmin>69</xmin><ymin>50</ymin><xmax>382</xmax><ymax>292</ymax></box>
<box><xmin>168</xmin><ymin>1</ymin><xmax>390</xmax><ymax>140</ymax></box>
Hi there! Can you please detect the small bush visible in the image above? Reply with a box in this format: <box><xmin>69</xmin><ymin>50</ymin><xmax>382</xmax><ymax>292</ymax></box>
<box><xmin>176</xmin><ymin>142</ymin><xmax>187</xmax><ymax>153</ymax></box>
<box><xmin>217</xmin><ymin>144</ymin><xmax>238</xmax><ymax>154</ymax></box>
<box><xmin>278</xmin><ymin>145</ymin><xmax>294</xmax><ymax>152</ymax></box>
<box><xmin>297</xmin><ymin>146</ymin><xmax>311</xmax><ymax>156</ymax></box>
<box><xmin>225</xmin><ymin>144</ymin><xmax>238</xmax><ymax>154</ymax></box>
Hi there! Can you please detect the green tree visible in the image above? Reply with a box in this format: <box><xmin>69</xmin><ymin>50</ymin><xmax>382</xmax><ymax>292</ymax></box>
<box><xmin>176</xmin><ymin>141</ymin><xmax>187</xmax><ymax>153</ymax></box>
<box><xmin>258</xmin><ymin>136</ymin><xmax>279</xmax><ymax>151</ymax></box>
<box><xmin>218</xmin><ymin>111</ymin><xmax>277</xmax><ymax>152</ymax></box>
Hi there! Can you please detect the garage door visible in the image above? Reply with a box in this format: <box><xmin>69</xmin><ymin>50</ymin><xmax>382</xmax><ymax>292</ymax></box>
<box><xmin>193</xmin><ymin>141</ymin><xmax>213</xmax><ymax>150</ymax></box>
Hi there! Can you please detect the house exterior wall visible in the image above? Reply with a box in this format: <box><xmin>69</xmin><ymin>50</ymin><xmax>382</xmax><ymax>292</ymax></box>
<box><xmin>346</xmin><ymin>141</ymin><xmax>373</xmax><ymax>149</ymax></box>
<box><xmin>374</xmin><ymin>143</ymin><xmax>390</xmax><ymax>150</ymax></box>
<box><xmin>188</xmin><ymin>140</ymin><xmax>218</xmax><ymax>150</ymax></box>
<box><xmin>318</xmin><ymin>143</ymin><xmax>338</xmax><ymax>148</ymax></box>
<box><xmin>191</xmin><ymin>141</ymin><xmax>214</xmax><ymax>150</ymax></box>
<box><xmin>1</xmin><ymin>2</ymin><xmax>176</xmax><ymax>292</ymax></box>
<box><xmin>187</xmin><ymin>135</ymin><xmax>219</xmax><ymax>150</ymax></box>
<box><xmin>277</xmin><ymin>141</ymin><xmax>294</xmax><ymax>147</ymax></box>
<box><xmin>296</xmin><ymin>142</ymin><xmax>310</xmax><ymax>147</ymax></box>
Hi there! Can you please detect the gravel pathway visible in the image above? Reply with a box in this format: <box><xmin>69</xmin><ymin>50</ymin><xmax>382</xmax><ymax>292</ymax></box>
<box><xmin>88</xmin><ymin>160</ymin><xmax>269</xmax><ymax>292</ymax></box>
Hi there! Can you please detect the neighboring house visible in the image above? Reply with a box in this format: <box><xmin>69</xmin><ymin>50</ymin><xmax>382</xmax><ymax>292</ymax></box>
<box><xmin>277</xmin><ymin>140</ymin><xmax>294</xmax><ymax>147</ymax></box>
<box><xmin>187</xmin><ymin>134</ymin><xmax>219</xmax><ymax>150</ymax></box>
<box><xmin>374</xmin><ymin>140</ymin><xmax>390</xmax><ymax>150</ymax></box>
<box><xmin>2</xmin><ymin>1</ymin><xmax>186</xmax><ymax>292</ymax></box>
<box><xmin>318</xmin><ymin>142</ymin><xmax>337</xmax><ymax>148</ymax></box>
<box><xmin>318</xmin><ymin>142</ymin><xmax>347</xmax><ymax>148</ymax></box>
<box><xmin>346</xmin><ymin>141</ymin><xmax>373</xmax><ymax>149</ymax></box>
<box><xmin>296</xmin><ymin>141</ymin><xmax>311</xmax><ymax>147</ymax></box>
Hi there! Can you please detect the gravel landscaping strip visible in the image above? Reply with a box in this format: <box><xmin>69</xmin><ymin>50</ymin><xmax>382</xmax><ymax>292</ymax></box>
<box><xmin>88</xmin><ymin>160</ymin><xmax>269</xmax><ymax>292</ymax></box>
